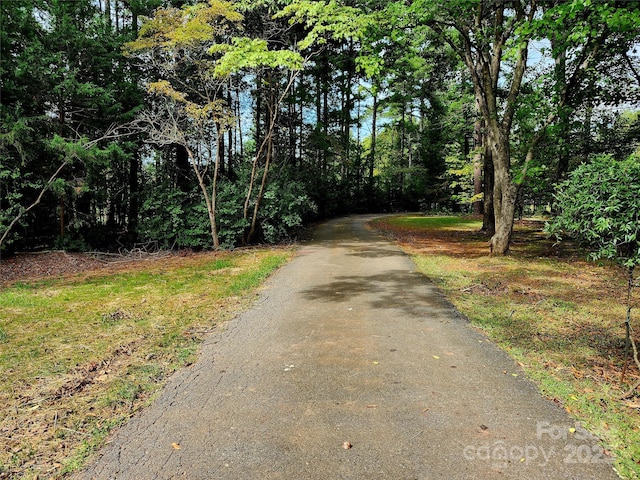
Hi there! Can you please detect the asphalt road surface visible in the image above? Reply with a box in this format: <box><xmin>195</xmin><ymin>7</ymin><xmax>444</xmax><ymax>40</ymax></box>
<box><xmin>75</xmin><ymin>216</ymin><xmax>620</xmax><ymax>480</ymax></box>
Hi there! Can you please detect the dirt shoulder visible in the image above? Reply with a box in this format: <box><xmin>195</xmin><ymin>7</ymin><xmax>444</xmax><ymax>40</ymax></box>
<box><xmin>0</xmin><ymin>250</ymin><xmax>209</xmax><ymax>287</ymax></box>
<box><xmin>1</xmin><ymin>251</ymin><xmax>110</xmax><ymax>285</ymax></box>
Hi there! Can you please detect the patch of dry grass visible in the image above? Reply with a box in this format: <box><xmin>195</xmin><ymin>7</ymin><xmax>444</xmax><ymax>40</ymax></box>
<box><xmin>0</xmin><ymin>248</ymin><xmax>293</xmax><ymax>479</ymax></box>
<box><xmin>372</xmin><ymin>215</ymin><xmax>640</xmax><ymax>479</ymax></box>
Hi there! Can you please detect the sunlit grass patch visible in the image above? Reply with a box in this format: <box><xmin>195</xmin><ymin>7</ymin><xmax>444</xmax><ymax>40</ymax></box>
<box><xmin>372</xmin><ymin>214</ymin><xmax>640</xmax><ymax>480</ymax></box>
<box><xmin>376</xmin><ymin>214</ymin><xmax>482</xmax><ymax>231</ymax></box>
<box><xmin>0</xmin><ymin>248</ymin><xmax>293</xmax><ymax>479</ymax></box>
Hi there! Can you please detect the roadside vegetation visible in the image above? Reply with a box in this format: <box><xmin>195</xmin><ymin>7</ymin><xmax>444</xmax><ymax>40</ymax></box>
<box><xmin>371</xmin><ymin>215</ymin><xmax>640</xmax><ymax>480</ymax></box>
<box><xmin>3</xmin><ymin>1</ymin><xmax>638</xmax><ymax>258</ymax></box>
<box><xmin>0</xmin><ymin>248</ymin><xmax>292</xmax><ymax>479</ymax></box>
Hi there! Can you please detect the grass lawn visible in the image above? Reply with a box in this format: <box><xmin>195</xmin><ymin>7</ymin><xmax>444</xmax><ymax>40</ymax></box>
<box><xmin>371</xmin><ymin>214</ymin><xmax>640</xmax><ymax>480</ymax></box>
<box><xmin>0</xmin><ymin>248</ymin><xmax>293</xmax><ymax>479</ymax></box>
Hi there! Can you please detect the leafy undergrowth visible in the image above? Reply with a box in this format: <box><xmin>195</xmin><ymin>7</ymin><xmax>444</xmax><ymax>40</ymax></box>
<box><xmin>0</xmin><ymin>248</ymin><xmax>293</xmax><ymax>479</ymax></box>
<box><xmin>371</xmin><ymin>215</ymin><xmax>640</xmax><ymax>480</ymax></box>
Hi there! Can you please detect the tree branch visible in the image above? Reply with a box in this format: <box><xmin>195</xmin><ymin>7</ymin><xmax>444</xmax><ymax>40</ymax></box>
<box><xmin>0</xmin><ymin>160</ymin><xmax>68</xmax><ymax>259</ymax></box>
<box><xmin>0</xmin><ymin>123</ymin><xmax>125</xmax><ymax>259</ymax></box>
<box><xmin>624</xmin><ymin>51</ymin><xmax>640</xmax><ymax>86</ymax></box>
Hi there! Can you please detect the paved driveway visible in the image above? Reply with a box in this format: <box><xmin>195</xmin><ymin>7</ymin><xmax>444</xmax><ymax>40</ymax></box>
<box><xmin>75</xmin><ymin>216</ymin><xmax>619</xmax><ymax>479</ymax></box>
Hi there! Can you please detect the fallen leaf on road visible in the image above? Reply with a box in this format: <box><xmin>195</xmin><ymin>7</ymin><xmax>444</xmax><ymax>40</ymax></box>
<box><xmin>432</xmin><ymin>355</ymin><xmax>440</xmax><ymax>359</ymax></box>
<box><xmin>171</xmin><ymin>442</ymin><xmax>181</xmax><ymax>450</ymax></box>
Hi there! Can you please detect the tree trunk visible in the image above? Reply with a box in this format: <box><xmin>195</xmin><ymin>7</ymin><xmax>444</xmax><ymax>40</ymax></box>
<box><xmin>186</xmin><ymin>145</ymin><xmax>219</xmax><ymax>249</ymax></box>
<box><xmin>482</xmin><ymin>144</ymin><xmax>495</xmax><ymax>235</ymax></box>
<box><xmin>491</xmin><ymin>185</ymin><xmax>517</xmax><ymax>254</ymax></box>
<box><xmin>211</xmin><ymin>127</ymin><xmax>221</xmax><ymax>249</ymax></box>
<box><xmin>315</xmin><ymin>70</ymin><xmax>322</xmax><ymax>168</ymax></box>
<box><xmin>247</xmin><ymin>130</ymin><xmax>273</xmax><ymax>244</ymax></box>
<box><xmin>227</xmin><ymin>84</ymin><xmax>233</xmax><ymax>174</ymax></box>
<box><xmin>131</xmin><ymin>9</ymin><xmax>137</xmax><ymax>36</ymax></box>
<box><xmin>244</xmin><ymin>70</ymin><xmax>299</xmax><ymax>245</ymax></box>
<box><xmin>298</xmin><ymin>74</ymin><xmax>305</xmax><ymax>167</ymax></box>
<box><xmin>491</xmin><ymin>171</ymin><xmax>517</xmax><ymax>253</ymax></box>
<box><xmin>115</xmin><ymin>0</ymin><xmax>119</xmax><ymax>33</ymax></box>
<box><xmin>128</xmin><ymin>148</ymin><xmax>139</xmax><ymax>241</ymax></box>
<box><xmin>105</xmin><ymin>0</ymin><xmax>111</xmax><ymax>30</ymax></box>
<box><xmin>343</xmin><ymin>41</ymin><xmax>354</xmax><ymax>166</ymax></box>
<box><xmin>59</xmin><ymin>193</ymin><xmax>65</xmax><ymax>240</ymax></box>
<box><xmin>289</xmin><ymin>77</ymin><xmax>296</xmax><ymax>167</ymax></box>
<box><xmin>255</xmin><ymin>72</ymin><xmax>262</xmax><ymax>147</ymax></box>
<box><xmin>175</xmin><ymin>144</ymin><xmax>191</xmax><ymax>191</ymax></box>
<box><xmin>487</xmin><ymin>125</ymin><xmax>517</xmax><ymax>254</ymax></box>
<box><xmin>552</xmin><ymin>33</ymin><xmax>570</xmax><ymax>182</ymax></box>
<box><xmin>322</xmin><ymin>60</ymin><xmax>329</xmax><ymax>171</ymax></box>
<box><xmin>219</xmin><ymin>122</ymin><xmax>225</xmax><ymax>176</ymax></box>
<box><xmin>236</xmin><ymin>84</ymin><xmax>243</xmax><ymax>167</ymax></box>
<box><xmin>473</xmin><ymin>116</ymin><xmax>483</xmax><ymax>216</ymax></box>
<box><xmin>583</xmin><ymin>101</ymin><xmax>592</xmax><ymax>163</ymax></box>
<box><xmin>370</xmin><ymin>91</ymin><xmax>377</xmax><ymax>183</ymax></box>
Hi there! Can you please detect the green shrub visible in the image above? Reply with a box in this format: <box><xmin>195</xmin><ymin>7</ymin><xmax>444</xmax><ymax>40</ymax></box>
<box><xmin>547</xmin><ymin>153</ymin><xmax>640</xmax><ymax>267</ymax></box>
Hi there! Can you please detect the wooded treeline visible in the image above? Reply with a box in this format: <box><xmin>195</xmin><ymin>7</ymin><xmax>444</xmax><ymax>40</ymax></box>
<box><xmin>1</xmin><ymin>0</ymin><xmax>639</xmax><ymax>255</ymax></box>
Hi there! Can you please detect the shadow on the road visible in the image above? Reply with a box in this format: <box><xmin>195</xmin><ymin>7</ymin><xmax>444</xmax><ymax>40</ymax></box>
<box><xmin>300</xmin><ymin>270</ymin><xmax>455</xmax><ymax>319</ymax></box>
<box><xmin>338</xmin><ymin>243</ymin><xmax>406</xmax><ymax>259</ymax></box>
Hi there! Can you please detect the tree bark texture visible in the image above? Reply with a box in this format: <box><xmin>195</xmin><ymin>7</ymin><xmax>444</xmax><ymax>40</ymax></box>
<box><xmin>482</xmin><ymin>145</ymin><xmax>495</xmax><ymax>236</ymax></box>
<box><xmin>473</xmin><ymin>116</ymin><xmax>483</xmax><ymax>216</ymax></box>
